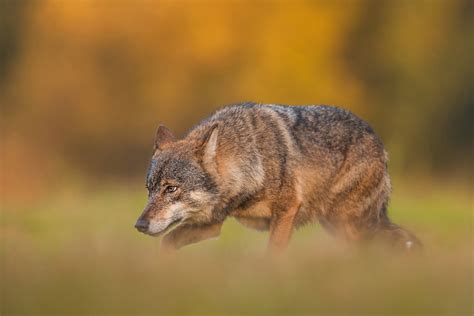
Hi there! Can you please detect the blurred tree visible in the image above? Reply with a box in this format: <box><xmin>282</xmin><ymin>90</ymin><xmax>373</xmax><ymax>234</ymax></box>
<box><xmin>0</xmin><ymin>0</ymin><xmax>31</xmax><ymax>94</ymax></box>
<box><xmin>344</xmin><ymin>0</ymin><xmax>474</xmax><ymax>174</ymax></box>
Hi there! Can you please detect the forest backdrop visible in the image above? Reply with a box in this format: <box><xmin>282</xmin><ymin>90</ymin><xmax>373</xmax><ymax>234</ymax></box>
<box><xmin>1</xmin><ymin>0</ymin><xmax>472</xmax><ymax>203</ymax></box>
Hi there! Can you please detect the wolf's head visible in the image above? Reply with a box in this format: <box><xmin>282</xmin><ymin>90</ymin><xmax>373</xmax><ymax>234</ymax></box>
<box><xmin>134</xmin><ymin>124</ymin><xmax>221</xmax><ymax>236</ymax></box>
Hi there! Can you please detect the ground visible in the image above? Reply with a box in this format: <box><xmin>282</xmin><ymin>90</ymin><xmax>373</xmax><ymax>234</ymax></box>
<box><xmin>2</xmin><ymin>178</ymin><xmax>472</xmax><ymax>315</ymax></box>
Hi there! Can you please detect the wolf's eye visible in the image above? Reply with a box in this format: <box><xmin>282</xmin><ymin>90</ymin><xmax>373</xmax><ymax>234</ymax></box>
<box><xmin>164</xmin><ymin>186</ymin><xmax>178</xmax><ymax>194</ymax></box>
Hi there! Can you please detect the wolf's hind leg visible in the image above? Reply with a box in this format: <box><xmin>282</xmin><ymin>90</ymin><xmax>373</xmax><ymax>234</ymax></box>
<box><xmin>161</xmin><ymin>222</ymin><xmax>223</xmax><ymax>252</ymax></box>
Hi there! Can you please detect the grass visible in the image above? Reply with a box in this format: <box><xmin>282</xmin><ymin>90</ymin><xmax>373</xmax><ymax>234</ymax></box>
<box><xmin>1</xmin><ymin>179</ymin><xmax>472</xmax><ymax>315</ymax></box>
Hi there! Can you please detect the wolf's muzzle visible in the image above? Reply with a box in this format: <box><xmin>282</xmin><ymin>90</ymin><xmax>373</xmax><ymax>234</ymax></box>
<box><xmin>134</xmin><ymin>218</ymin><xmax>149</xmax><ymax>233</ymax></box>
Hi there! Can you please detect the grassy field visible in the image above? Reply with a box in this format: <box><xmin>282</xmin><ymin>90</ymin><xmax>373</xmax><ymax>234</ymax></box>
<box><xmin>2</xmin><ymin>179</ymin><xmax>472</xmax><ymax>315</ymax></box>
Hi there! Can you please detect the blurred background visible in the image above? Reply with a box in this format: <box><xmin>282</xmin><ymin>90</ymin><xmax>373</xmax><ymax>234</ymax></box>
<box><xmin>1</xmin><ymin>1</ymin><xmax>472</xmax><ymax>315</ymax></box>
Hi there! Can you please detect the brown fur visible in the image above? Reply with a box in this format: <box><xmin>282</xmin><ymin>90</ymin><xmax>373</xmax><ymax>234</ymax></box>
<box><xmin>135</xmin><ymin>103</ymin><xmax>422</xmax><ymax>252</ymax></box>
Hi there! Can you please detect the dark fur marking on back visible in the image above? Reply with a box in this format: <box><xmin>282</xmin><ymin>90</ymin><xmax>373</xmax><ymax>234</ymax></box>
<box><xmin>261</xmin><ymin>110</ymin><xmax>289</xmax><ymax>190</ymax></box>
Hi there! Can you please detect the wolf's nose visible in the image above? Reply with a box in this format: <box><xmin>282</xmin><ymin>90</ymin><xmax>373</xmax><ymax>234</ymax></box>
<box><xmin>135</xmin><ymin>218</ymin><xmax>149</xmax><ymax>233</ymax></box>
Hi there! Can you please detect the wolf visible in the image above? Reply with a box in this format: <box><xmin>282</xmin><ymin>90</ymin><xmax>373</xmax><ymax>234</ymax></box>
<box><xmin>134</xmin><ymin>102</ymin><xmax>421</xmax><ymax>252</ymax></box>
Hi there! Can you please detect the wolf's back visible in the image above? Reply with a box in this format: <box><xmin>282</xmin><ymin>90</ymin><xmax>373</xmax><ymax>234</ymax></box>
<box><xmin>185</xmin><ymin>103</ymin><xmax>388</xmax><ymax>209</ymax></box>
<box><xmin>187</xmin><ymin>102</ymin><xmax>385</xmax><ymax>168</ymax></box>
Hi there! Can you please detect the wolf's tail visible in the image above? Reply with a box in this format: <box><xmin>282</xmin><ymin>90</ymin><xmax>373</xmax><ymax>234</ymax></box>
<box><xmin>375</xmin><ymin>220</ymin><xmax>423</xmax><ymax>251</ymax></box>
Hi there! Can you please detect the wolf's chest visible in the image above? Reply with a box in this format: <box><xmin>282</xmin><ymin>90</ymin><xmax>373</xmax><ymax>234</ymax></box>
<box><xmin>229</xmin><ymin>199</ymin><xmax>273</xmax><ymax>219</ymax></box>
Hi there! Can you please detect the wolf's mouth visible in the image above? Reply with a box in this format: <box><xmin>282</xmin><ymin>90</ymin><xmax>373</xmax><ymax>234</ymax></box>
<box><xmin>149</xmin><ymin>217</ymin><xmax>183</xmax><ymax>237</ymax></box>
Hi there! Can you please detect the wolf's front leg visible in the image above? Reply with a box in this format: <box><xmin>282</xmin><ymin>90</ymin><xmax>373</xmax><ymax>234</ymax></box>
<box><xmin>161</xmin><ymin>222</ymin><xmax>223</xmax><ymax>253</ymax></box>
<box><xmin>268</xmin><ymin>204</ymin><xmax>300</xmax><ymax>252</ymax></box>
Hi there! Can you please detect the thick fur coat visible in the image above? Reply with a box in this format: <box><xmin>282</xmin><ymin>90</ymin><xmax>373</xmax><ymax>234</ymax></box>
<box><xmin>135</xmin><ymin>103</ymin><xmax>421</xmax><ymax>251</ymax></box>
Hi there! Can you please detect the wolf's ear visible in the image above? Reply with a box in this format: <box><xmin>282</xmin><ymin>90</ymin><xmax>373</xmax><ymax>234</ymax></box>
<box><xmin>197</xmin><ymin>123</ymin><xmax>219</xmax><ymax>164</ymax></box>
<box><xmin>154</xmin><ymin>124</ymin><xmax>176</xmax><ymax>151</ymax></box>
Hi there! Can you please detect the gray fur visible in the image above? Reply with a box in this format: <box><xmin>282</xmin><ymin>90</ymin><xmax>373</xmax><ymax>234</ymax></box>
<box><xmin>135</xmin><ymin>102</ymin><xmax>422</xmax><ymax>252</ymax></box>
